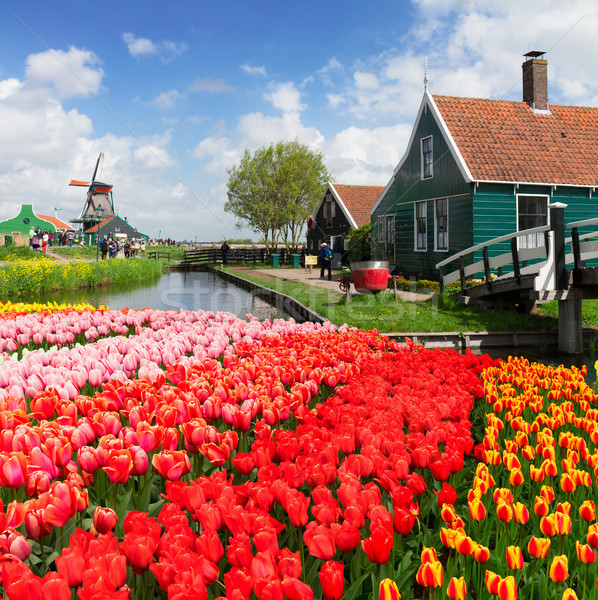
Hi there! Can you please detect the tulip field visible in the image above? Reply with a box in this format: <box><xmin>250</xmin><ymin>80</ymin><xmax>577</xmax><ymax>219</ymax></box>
<box><xmin>0</xmin><ymin>301</ymin><xmax>597</xmax><ymax>600</ymax></box>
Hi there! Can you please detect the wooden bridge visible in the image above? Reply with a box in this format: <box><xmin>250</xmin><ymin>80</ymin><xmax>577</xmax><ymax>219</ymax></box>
<box><xmin>436</xmin><ymin>203</ymin><xmax>598</xmax><ymax>354</ymax></box>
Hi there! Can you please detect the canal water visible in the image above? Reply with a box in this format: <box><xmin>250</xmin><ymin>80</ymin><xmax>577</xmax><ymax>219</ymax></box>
<box><xmin>26</xmin><ymin>270</ymin><xmax>597</xmax><ymax>380</ymax></box>
<box><xmin>31</xmin><ymin>271</ymin><xmax>289</xmax><ymax>321</ymax></box>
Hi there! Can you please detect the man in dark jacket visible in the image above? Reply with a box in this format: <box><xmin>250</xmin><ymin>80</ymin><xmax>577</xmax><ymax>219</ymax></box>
<box><xmin>319</xmin><ymin>242</ymin><xmax>333</xmax><ymax>280</ymax></box>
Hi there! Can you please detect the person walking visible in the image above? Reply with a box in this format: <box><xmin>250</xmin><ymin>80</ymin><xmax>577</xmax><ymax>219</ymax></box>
<box><xmin>41</xmin><ymin>230</ymin><xmax>49</xmax><ymax>254</ymax></box>
<box><xmin>28</xmin><ymin>226</ymin><xmax>34</xmax><ymax>248</ymax></box>
<box><xmin>319</xmin><ymin>242</ymin><xmax>333</xmax><ymax>280</ymax></box>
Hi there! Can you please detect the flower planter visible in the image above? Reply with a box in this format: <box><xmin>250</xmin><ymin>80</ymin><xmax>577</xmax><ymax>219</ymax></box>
<box><xmin>349</xmin><ymin>260</ymin><xmax>390</xmax><ymax>293</ymax></box>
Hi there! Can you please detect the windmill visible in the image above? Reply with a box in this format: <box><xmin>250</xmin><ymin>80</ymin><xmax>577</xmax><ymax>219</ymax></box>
<box><xmin>69</xmin><ymin>153</ymin><xmax>115</xmax><ymax>232</ymax></box>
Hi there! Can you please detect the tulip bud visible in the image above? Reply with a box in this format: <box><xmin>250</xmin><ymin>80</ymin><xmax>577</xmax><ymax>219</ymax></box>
<box><xmin>497</xmin><ymin>575</ymin><xmax>517</xmax><ymax>600</ymax></box>
<box><xmin>528</xmin><ymin>536</ymin><xmax>551</xmax><ymax>559</ymax></box>
<box><xmin>549</xmin><ymin>555</ymin><xmax>568</xmax><ymax>583</ymax></box>
<box><xmin>447</xmin><ymin>577</ymin><xmax>466</xmax><ymax>600</ymax></box>
<box><xmin>379</xmin><ymin>578</ymin><xmax>401</xmax><ymax>600</ymax></box>
<box><xmin>506</xmin><ymin>545</ymin><xmax>524</xmax><ymax>571</ymax></box>
<box><xmin>562</xmin><ymin>589</ymin><xmax>578</xmax><ymax>600</ymax></box>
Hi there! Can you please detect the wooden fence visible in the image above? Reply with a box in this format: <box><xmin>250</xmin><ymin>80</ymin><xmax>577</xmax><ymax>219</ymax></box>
<box><xmin>181</xmin><ymin>247</ymin><xmax>307</xmax><ymax>266</ymax></box>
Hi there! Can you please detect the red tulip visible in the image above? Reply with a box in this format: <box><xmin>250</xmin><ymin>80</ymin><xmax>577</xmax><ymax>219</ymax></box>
<box><xmin>304</xmin><ymin>525</ymin><xmax>336</xmax><ymax>561</ymax></box>
<box><xmin>92</xmin><ymin>507</ymin><xmax>118</xmax><ymax>534</ymax></box>
<box><xmin>434</xmin><ymin>483</ymin><xmax>457</xmax><ymax>507</ymax></box>
<box><xmin>319</xmin><ymin>561</ymin><xmax>344</xmax><ymax>600</ymax></box>
<box><xmin>152</xmin><ymin>449</ymin><xmax>191</xmax><ymax>481</ymax></box>
<box><xmin>362</xmin><ymin>525</ymin><xmax>393</xmax><ymax>564</ymax></box>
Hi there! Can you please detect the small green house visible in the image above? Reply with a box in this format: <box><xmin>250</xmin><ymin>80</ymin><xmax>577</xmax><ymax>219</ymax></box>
<box><xmin>0</xmin><ymin>205</ymin><xmax>57</xmax><ymax>246</ymax></box>
<box><xmin>371</xmin><ymin>52</ymin><xmax>598</xmax><ymax>278</ymax></box>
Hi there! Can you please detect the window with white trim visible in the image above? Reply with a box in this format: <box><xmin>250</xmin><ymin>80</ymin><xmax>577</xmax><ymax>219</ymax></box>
<box><xmin>377</xmin><ymin>216</ymin><xmax>385</xmax><ymax>242</ymax></box>
<box><xmin>325</xmin><ymin>194</ymin><xmax>334</xmax><ymax>227</ymax></box>
<box><xmin>435</xmin><ymin>198</ymin><xmax>448</xmax><ymax>251</ymax></box>
<box><xmin>415</xmin><ymin>202</ymin><xmax>427</xmax><ymax>250</ymax></box>
<box><xmin>421</xmin><ymin>136</ymin><xmax>433</xmax><ymax>179</ymax></box>
<box><xmin>517</xmin><ymin>194</ymin><xmax>548</xmax><ymax>249</ymax></box>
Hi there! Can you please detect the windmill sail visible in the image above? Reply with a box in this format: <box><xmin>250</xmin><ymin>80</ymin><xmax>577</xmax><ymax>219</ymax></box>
<box><xmin>69</xmin><ymin>153</ymin><xmax>116</xmax><ymax>230</ymax></box>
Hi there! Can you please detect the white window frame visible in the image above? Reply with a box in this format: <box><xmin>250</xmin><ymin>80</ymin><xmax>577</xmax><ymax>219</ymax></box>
<box><xmin>516</xmin><ymin>193</ymin><xmax>549</xmax><ymax>249</ymax></box>
<box><xmin>434</xmin><ymin>198</ymin><xmax>449</xmax><ymax>252</ymax></box>
<box><xmin>385</xmin><ymin>215</ymin><xmax>395</xmax><ymax>262</ymax></box>
<box><xmin>421</xmin><ymin>136</ymin><xmax>433</xmax><ymax>180</ymax></box>
<box><xmin>325</xmin><ymin>194</ymin><xmax>333</xmax><ymax>227</ymax></box>
<box><xmin>414</xmin><ymin>201</ymin><xmax>427</xmax><ymax>251</ymax></box>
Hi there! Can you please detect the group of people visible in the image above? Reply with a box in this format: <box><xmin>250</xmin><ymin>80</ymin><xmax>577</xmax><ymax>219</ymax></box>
<box><xmin>99</xmin><ymin>237</ymin><xmax>145</xmax><ymax>259</ymax></box>
<box><xmin>29</xmin><ymin>226</ymin><xmax>77</xmax><ymax>251</ymax></box>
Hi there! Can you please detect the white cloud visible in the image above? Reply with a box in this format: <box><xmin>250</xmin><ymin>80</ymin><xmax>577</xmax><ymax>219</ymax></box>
<box><xmin>122</xmin><ymin>33</ymin><xmax>187</xmax><ymax>62</ymax></box>
<box><xmin>354</xmin><ymin>71</ymin><xmax>379</xmax><ymax>90</ymax></box>
<box><xmin>241</xmin><ymin>64</ymin><xmax>267</xmax><ymax>76</ymax></box>
<box><xmin>152</xmin><ymin>90</ymin><xmax>183</xmax><ymax>109</ymax></box>
<box><xmin>264</xmin><ymin>82</ymin><xmax>306</xmax><ymax>113</ymax></box>
<box><xmin>25</xmin><ymin>47</ymin><xmax>104</xmax><ymax>99</ymax></box>
<box><xmin>189</xmin><ymin>78</ymin><xmax>234</xmax><ymax>93</ymax></box>
<box><xmin>122</xmin><ymin>33</ymin><xmax>158</xmax><ymax>57</ymax></box>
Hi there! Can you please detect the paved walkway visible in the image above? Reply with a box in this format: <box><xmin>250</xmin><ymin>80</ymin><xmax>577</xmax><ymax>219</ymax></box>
<box><xmin>228</xmin><ymin>265</ymin><xmax>433</xmax><ymax>301</ymax></box>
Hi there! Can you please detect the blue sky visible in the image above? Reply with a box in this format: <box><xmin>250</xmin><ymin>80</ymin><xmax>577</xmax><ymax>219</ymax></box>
<box><xmin>1</xmin><ymin>0</ymin><xmax>597</xmax><ymax>242</ymax></box>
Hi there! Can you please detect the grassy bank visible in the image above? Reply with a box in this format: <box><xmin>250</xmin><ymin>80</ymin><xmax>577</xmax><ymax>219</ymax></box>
<box><xmin>223</xmin><ymin>267</ymin><xmax>566</xmax><ymax>332</ymax></box>
<box><xmin>0</xmin><ymin>258</ymin><xmax>164</xmax><ymax>298</ymax></box>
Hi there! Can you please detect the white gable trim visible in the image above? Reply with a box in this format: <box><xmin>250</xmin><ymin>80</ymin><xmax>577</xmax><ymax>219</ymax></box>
<box><xmin>428</xmin><ymin>94</ymin><xmax>473</xmax><ymax>184</ymax></box>
<box><xmin>370</xmin><ymin>91</ymin><xmax>474</xmax><ymax>216</ymax></box>
<box><xmin>328</xmin><ymin>183</ymin><xmax>358</xmax><ymax>229</ymax></box>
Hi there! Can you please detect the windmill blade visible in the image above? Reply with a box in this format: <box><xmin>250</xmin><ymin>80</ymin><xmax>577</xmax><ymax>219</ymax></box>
<box><xmin>69</xmin><ymin>180</ymin><xmax>90</xmax><ymax>187</ymax></box>
<box><xmin>90</xmin><ymin>152</ymin><xmax>103</xmax><ymax>184</ymax></box>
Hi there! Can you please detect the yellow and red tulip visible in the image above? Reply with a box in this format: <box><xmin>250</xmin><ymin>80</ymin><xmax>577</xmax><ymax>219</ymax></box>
<box><xmin>447</xmin><ymin>577</ymin><xmax>466</xmax><ymax>600</ymax></box>
<box><xmin>528</xmin><ymin>536</ymin><xmax>551</xmax><ymax>559</ymax></box>
<box><xmin>549</xmin><ymin>555</ymin><xmax>568</xmax><ymax>583</ymax></box>
<box><xmin>379</xmin><ymin>578</ymin><xmax>401</xmax><ymax>600</ymax></box>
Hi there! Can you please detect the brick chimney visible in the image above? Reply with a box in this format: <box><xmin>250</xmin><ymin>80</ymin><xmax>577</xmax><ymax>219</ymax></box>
<box><xmin>522</xmin><ymin>51</ymin><xmax>548</xmax><ymax>111</ymax></box>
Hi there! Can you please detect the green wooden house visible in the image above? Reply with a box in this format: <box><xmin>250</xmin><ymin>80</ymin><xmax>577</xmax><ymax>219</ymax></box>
<box><xmin>0</xmin><ymin>205</ymin><xmax>57</xmax><ymax>246</ymax></box>
<box><xmin>371</xmin><ymin>52</ymin><xmax>598</xmax><ymax>278</ymax></box>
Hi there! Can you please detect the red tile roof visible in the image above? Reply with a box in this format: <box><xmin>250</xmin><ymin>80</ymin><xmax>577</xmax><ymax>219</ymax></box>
<box><xmin>433</xmin><ymin>95</ymin><xmax>598</xmax><ymax>186</ymax></box>
<box><xmin>332</xmin><ymin>184</ymin><xmax>385</xmax><ymax>226</ymax></box>
<box><xmin>37</xmin><ymin>214</ymin><xmax>75</xmax><ymax>231</ymax></box>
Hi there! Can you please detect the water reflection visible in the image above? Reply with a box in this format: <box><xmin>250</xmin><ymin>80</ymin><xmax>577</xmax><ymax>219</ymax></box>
<box><xmin>21</xmin><ymin>271</ymin><xmax>288</xmax><ymax>320</ymax></box>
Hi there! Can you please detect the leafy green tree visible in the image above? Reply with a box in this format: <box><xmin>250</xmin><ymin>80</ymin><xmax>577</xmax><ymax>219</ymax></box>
<box><xmin>225</xmin><ymin>140</ymin><xmax>331</xmax><ymax>254</ymax></box>
<box><xmin>347</xmin><ymin>222</ymin><xmax>372</xmax><ymax>264</ymax></box>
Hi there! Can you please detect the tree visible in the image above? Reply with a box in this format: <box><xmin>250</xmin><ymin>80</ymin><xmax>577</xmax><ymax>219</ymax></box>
<box><xmin>225</xmin><ymin>140</ymin><xmax>331</xmax><ymax>254</ymax></box>
<box><xmin>347</xmin><ymin>222</ymin><xmax>372</xmax><ymax>264</ymax></box>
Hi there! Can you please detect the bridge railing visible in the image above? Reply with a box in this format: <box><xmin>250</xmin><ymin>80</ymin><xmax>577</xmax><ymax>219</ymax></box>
<box><xmin>566</xmin><ymin>217</ymin><xmax>598</xmax><ymax>269</ymax></box>
<box><xmin>435</xmin><ymin>225</ymin><xmax>550</xmax><ymax>294</ymax></box>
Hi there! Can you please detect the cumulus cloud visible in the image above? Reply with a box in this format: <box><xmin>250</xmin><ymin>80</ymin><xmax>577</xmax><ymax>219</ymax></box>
<box><xmin>264</xmin><ymin>82</ymin><xmax>306</xmax><ymax>113</ymax></box>
<box><xmin>122</xmin><ymin>32</ymin><xmax>187</xmax><ymax>62</ymax></box>
<box><xmin>25</xmin><ymin>47</ymin><xmax>104</xmax><ymax>99</ymax></box>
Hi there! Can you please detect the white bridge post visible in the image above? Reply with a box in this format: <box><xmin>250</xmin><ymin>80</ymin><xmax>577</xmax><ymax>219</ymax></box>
<box><xmin>551</xmin><ymin>203</ymin><xmax>583</xmax><ymax>354</ymax></box>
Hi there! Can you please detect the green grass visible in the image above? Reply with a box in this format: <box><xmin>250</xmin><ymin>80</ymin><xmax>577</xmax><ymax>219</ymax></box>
<box><xmin>224</xmin><ymin>268</ymin><xmax>562</xmax><ymax>332</ymax></box>
<box><xmin>0</xmin><ymin>245</ymin><xmax>48</xmax><ymax>262</ymax></box>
